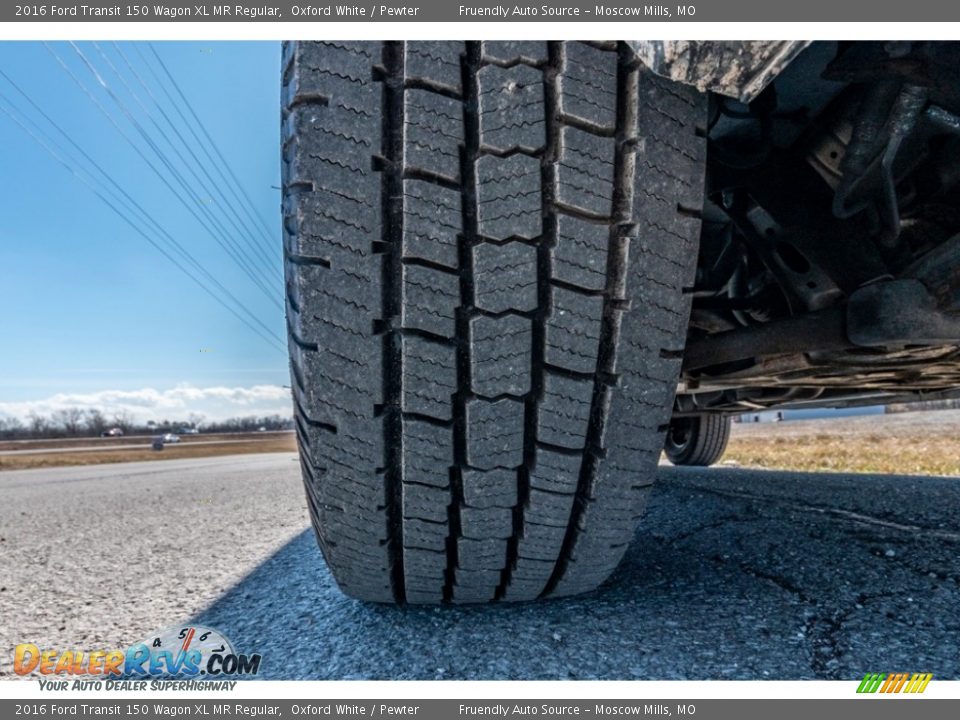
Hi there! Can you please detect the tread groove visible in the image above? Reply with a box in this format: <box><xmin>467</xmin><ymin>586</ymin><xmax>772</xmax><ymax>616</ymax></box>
<box><xmin>445</xmin><ymin>42</ymin><xmax>479</xmax><ymax>604</ymax></box>
<box><xmin>382</xmin><ymin>41</ymin><xmax>407</xmax><ymax>604</ymax></box>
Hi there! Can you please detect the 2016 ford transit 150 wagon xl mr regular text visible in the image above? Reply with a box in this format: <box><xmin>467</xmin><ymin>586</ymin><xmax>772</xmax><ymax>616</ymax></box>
<box><xmin>281</xmin><ymin>41</ymin><xmax>960</xmax><ymax>604</ymax></box>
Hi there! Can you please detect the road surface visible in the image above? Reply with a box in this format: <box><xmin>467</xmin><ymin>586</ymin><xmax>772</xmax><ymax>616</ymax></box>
<box><xmin>1</xmin><ymin>453</ymin><xmax>958</xmax><ymax>680</ymax></box>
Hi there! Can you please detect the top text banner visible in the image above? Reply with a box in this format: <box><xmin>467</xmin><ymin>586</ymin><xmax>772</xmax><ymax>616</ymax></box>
<box><xmin>6</xmin><ymin>1</ymin><xmax>960</xmax><ymax>22</ymax></box>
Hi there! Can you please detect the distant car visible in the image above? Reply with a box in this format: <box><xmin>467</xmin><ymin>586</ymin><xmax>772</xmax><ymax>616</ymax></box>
<box><xmin>100</xmin><ymin>428</ymin><xmax>123</xmax><ymax>438</ymax></box>
<box><xmin>160</xmin><ymin>433</ymin><xmax>180</xmax><ymax>444</ymax></box>
<box><xmin>257</xmin><ymin>426</ymin><xmax>267</xmax><ymax>432</ymax></box>
<box><xmin>178</xmin><ymin>427</ymin><xmax>199</xmax><ymax>435</ymax></box>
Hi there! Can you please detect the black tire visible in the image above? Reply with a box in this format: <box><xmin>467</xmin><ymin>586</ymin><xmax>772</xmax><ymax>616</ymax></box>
<box><xmin>664</xmin><ymin>415</ymin><xmax>731</xmax><ymax>467</ymax></box>
<box><xmin>282</xmin><ymin>41</ymin><xmax>706</xmax><ymax>604</ymax></box>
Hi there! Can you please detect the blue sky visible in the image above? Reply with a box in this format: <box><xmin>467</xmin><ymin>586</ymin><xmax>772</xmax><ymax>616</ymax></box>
<box><xmin>0</xmin><ymin>41</ymin><xmax>290</xmax><ymax>422</ymax></box>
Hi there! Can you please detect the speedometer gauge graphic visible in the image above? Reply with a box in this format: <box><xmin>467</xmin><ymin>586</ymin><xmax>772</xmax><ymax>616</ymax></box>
<box><xmin>124</xmin><ymin>624</ymin><xmax>235</xmax><ymax>678</ymax></box>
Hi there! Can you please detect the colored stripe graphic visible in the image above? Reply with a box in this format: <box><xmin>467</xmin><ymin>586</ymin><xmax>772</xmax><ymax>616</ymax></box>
<box><xmin>857</xmin><ymin>672</ymin><xmax>932</xmax><ymax>693</ymax></box>
<box><xmin>856</xmin><ymin>673</ymin><xmax>884</xmax><ymax>693</ymax></box>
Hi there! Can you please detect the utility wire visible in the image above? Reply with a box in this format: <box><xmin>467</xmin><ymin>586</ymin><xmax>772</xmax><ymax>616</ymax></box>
<box><xmin>0</xmin><ymin>92</ymin><xmax>286</xmax><ymax>354</ymax></box>
<box><xmin>98</xmin><ymin>42</ymin><xmax>282</xmax><ymax>284</ymax></box>
<box><xmin>146</xmin><ymin>43</ymin><xmax>280</xmax><ymax>257</ymax></box>
<box><xmin>0</xmin><ymin>82</ymin><xmax>285</xmax><ymax>351</ymax></box>
<box><xmin>68</xmin><ymin>41</ymin><xmax>282</xmax><ymax>305</ymax></box>
<box><xmin>0</xmin><ymin>64</ymin><xmax>284</xmax><ymax>348</ymax></box>
<box><xmin>49</xmin><ymin>41</ymin><xmax>282</xmax><ymax>311</ymax></box>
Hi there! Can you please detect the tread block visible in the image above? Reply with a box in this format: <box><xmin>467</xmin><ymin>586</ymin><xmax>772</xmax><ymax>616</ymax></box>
<box><xmin>457</xmin><ymin>537</ymin><xmax>507</xmax><ymax>570</ymax></box>
<box><xmin>603</xmin><ymin>409</ymin><xmax>665</xmax><ymax>455</ymax></box>
<box><xmin>451</xmin><ymin>585</ymin><xmax>497</xmax><ymax>604</ymax></box>
<box><xmin>478</xmin><ymin>64</ymin><xmax>546</xmax><ymax>153</ymax></box>
<box><xmin>640</xmin><ymin>72</ymin><xmax>702</xmax><ymax>133</ymax></box>
<box><xmin>405</xmin><ymin>42</ymin><xmax>464</xmax><ymax>95</ymax></box>
<box><xmin>401</xmin><ymin>335</ymin><xmax>456</xmax><ymax>420</ymax></box>
<box><xmin>473</xmin><ymin>242</ymin><xmax>538</xmax><ymax>313</ymax></box>
<box><xmin>557</xmin><ymin>127</ymin><xmax>616</xmax><ymax>217</ymax></box>
<box><xmin>558</xmin><ymin>42</ymin><xmax>617</xmax><ymax>131</ymax></box>
<box><xmin>284</xmin><ymin>191</ymin><xmax>378</xmax><ymax>272</ymax></box>
<box><xmin>526</xmin><ymin>488</ymin><xmax>576</xmax><ymax>527</ymax></box>
<box><xmin>400</xmin><ymin>264</ymin><xmax>459</xmax><ymax>338</ymax></box>
<box><xmin>530</xmin><ymin>447</ymin><xmax>581</xmax><ymax>494</ymax></box>
<box><xmin>462</xmin><ymin>468</ymin><xmax>518</xmax><ymax>508</ymax></box>
<box><xmin>402</xmin><ymin>482</ymin><xmax>450</xmax><ymax>523</ymax></box>
<box><xmin>293</xmin><ymin>262</ymin><xmax>378</xmax><ymax>331</ymax></box>
<box><xmin>310</xmin><ymin>427</ymin><xmax>382</xmax><ymax>473</ymax></box>
<box><xmin>454</xmin><ymin>569</ymin><xmax>502</xmax><ymax>586</ymax></box>
<box><xmin>466</xmin><ymin>398</ymin><xmax>525</xmax><ymax>469</ymax></box>
<box><xmin>452</xmin><ymin>568</ymin><xmax>501</xmax><ymax>603</ymax></box>
<box><xmin>506</xmin><ymin>556</ymin><xmax>555</xmax><ymax>586</ymax></box>
<box><xmin>469</xmin><ymin>314</ymin><xmax>533</xmax><ymax>397</ymax></box>
<box><xmin>460</xmin><ymin>506</ymin><xmax>513</xmax><ymax>540</ymax></box>
<box><xmin>284</xmin><ymin>105</ymin><xmax>381</xmax><ymax>203</ymax></box>
<box><xmin>402</xmin><ymin>180</ymin><xmax>462</xmax><ymax>270</ymax></box>
<box><xmin>403</xmin><ymin>547</ymin><xmax>446</xmax><ymax>579</ymax></box>
<box><xmin>406</xmin><ymin>588</ymin><xmax>445</xmax><ymax>604</ymax></box>
<box><xmin>552</xmin><ymin>214</ymin><xmax>609</xmax><ymax>291</ymax></box>
<box><xmin>544</xmin><ymin>285</ymin><xmax>603</xmax><ymax>374</ymax></box>
<box><xmin>294</xmin><ymin>344</ymin><xmax>380</xmax><ymax>423</ymax></box>
<box><xmin>404</xmin><ymin>518</ymin><xmax>448</xmax><ymax>552</ymax></box>
<box><xmin>475</xmin><ymin>154</ymin><xmax>543</xmax><ymax>240</ymax></box>
<box><xmin>404</xmin><ymin>89</ymin><xmax>464</xmax><ymax>182</ymax></box>
<box><xmin>402</xmin><ymin>418</ymin><xmax>452</xmax><ymax>488</ymax></box>
<box><xmin>314</xmin><ymin>469</ymin><xmax>386</xmax><ymax>511</ymax></box>
<box><xmin>284</xmin><ymin>42</ymin><xmax>379</xmax><ymax>106</ymax></box>
<box><xmin>538</xmin><ymin>373</ymin><xmax>594</xmax><ymax>449</ymax></box>
<box><xmin>453</xmin><ymin>568</ymin><xmax>503</xmax><ymax>602</ymax></box>
<box><xmin>481</xmin><ymin>41</ymin><xmax>548</xmax><ymax>65</ymax></box>
<box><xmin>517</xmin><ymin>521</ymin><xmax>568</xmax><ymax>561</ymax></box>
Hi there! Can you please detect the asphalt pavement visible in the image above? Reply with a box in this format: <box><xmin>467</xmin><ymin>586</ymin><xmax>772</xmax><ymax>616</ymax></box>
<box><xmin>1</xmin><ymin>453</ymin><xmax>958</xmax><ymax>680</ymax></box>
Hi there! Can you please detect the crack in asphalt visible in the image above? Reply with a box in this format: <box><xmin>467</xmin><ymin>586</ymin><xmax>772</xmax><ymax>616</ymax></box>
<box><xmin>674</xmin><ymin>480</ymin><xmax>960</xmax><ymax>542</ymax></box>
<box><xmin>664</xmin><ymin>474</ymin><xmax>960</xmax><ymax>679</ymax></box>
<box><xmin>653</xmin><ymin>513</ymin><xmax>757</xmax><ymax>545</ymax></box>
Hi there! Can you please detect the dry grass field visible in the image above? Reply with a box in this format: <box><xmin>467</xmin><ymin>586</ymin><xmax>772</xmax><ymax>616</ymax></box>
<box><xmin>722</xmin><ymin>409</ymin><xmax>960</xmax><ymax>476</ymax></box>
<box><xmin>0</xmin><ymin>431</ymin><xmax>296</xmax><ymax>471</ymax></box>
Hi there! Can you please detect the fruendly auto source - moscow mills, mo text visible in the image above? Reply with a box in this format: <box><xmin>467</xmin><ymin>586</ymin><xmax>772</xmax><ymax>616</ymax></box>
<box><xmin>458</xmin><ymin>5</ymin><xmax>691</xmax><ymax>17</ymax></box>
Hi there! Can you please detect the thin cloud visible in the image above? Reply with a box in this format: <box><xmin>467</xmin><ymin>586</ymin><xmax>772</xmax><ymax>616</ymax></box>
<box><xmin>0</xmin><ymin>385</ymin><xmax>292</xmax><ymax>423</ymax></box>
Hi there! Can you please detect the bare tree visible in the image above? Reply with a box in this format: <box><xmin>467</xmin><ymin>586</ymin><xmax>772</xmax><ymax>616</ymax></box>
<box><xmin>0</xmin><ymin>416</ymin><xmax>25</xmax><ymax>440</ymax></box>
<box><xmin>52</xmin><ymin>407</ymin><xmax>86</xmax><ymax>437</ymax></box>
<box><xmin>111</xmin><ymin>410</ymin><xmax>136</xmax><ymax>434</ymax></box>
<box><xmin>84</xmin><ymin>409</ymin><xmax>107</xmax><ymax>437</ymax></box>
<box><xmin>28</xmin><ymin>413</ymin><xmax>51</xmax><ymax>437</ymax></box>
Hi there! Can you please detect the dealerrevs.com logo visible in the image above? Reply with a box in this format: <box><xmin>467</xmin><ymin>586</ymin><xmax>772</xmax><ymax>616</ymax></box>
<box><xmin>14</xmin><ymin>625</ymin><xmax>261</xmax><ymax>688</ymax></box>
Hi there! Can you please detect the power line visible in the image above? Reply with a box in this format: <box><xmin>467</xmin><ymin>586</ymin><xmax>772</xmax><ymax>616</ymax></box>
<box><xmin>99</xmin><ymin>42</ymin><xmax>283</xmax><ymax>284</ymax></box>
<box><xmin>146</xmin><ymin>43</ymin><xmax>281</xmax><ymax>257</ymax></box>
<box><xmin>68</xmin><ymin>41</ymin><xmax>283</xmax><ymax>306</ymax></box>
<box><xmin>0</xmin><ymin>72</ymin><xmax>286</xmax><ymax>354</ymax></box>
<box><xmin>50</xmin><ymin>41</ymin><xmax>283</xmax><ymax>311</ymax></box>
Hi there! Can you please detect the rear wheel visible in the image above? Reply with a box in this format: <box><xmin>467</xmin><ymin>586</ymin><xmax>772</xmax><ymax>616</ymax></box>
<box><xmin>282</xmin><ymin>41</ymin><xmax>707</xmax><ymax>603</ymax></box>
<box><xmin>664</xmin><ymin>415</ymin><xmax>731</xmax><ymax>467</ymax></box>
